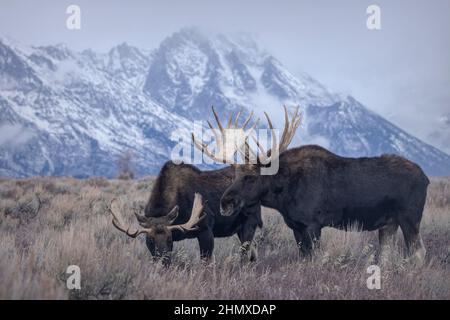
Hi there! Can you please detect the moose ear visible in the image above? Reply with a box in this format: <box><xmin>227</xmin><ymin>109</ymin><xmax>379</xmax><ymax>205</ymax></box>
<box><xmin>166</xmin><ymin>205</ymin><xmax>179</xmax><ymax>224</ymax></box>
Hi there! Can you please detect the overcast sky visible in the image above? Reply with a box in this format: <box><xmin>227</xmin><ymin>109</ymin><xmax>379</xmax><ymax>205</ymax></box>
<box><xmin>1</xmin><ymin>0</ymin><xmax>449</xmax><ymax>152</ymax></box>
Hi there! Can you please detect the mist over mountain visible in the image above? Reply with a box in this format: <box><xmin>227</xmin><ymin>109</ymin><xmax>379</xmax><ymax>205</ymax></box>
<box><xmin>1</xmin><ymin>28</ymin><xmax>449</xmax><ymax>177</ymax></box>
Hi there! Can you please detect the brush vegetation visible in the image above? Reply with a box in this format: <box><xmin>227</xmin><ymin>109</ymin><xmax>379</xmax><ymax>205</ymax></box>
<box><xmin>0</xmin><ymin>176</ymin><xmax>449</xmax><ymax>299</ymax></box>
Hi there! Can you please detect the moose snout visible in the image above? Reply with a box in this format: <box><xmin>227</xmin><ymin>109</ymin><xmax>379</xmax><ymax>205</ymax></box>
<box><xmin>220</xmin><ymin>204</ymin><xmax>233</xmax><ymax>216</ymax></box>
<box><xmin>220</xmin><ymin>197</ymin><xmax>241</xmax><ymax>216</ymax></box>
<box><xmin>151</xmin><ymin>247</ymin><xmax>173</xmax><ymax>266</ymax></box>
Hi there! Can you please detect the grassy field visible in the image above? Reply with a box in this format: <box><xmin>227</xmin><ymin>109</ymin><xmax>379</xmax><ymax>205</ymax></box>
<box><xmin>0</xmin><ymin>176</ymin><xmax>449</xmax><ymax>299</ymax></box>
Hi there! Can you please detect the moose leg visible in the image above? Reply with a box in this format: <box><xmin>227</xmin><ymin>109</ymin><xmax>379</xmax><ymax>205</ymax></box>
<box><xmin>399</xmin><ymin>218</ymin><xmax>426</xmax><ymax>265</ymax></box>
<box><xmin>293</xmin><ymin>224</ymin><xmax>322</xmax><ymax>258</ymax></box>
<box><xmin>197</xmin><ymin>230</ymin><xmax>214</xmax><ymax>263</ymax></box>
<box><xmin>378</xmin><ymin>222</ymin><xmax>398</xmax><ymax>264</ymax></box>
<box><xmin>238</xmin><ymin>224</ymin><xmax>258</xmax><ymax>263</ymax></box>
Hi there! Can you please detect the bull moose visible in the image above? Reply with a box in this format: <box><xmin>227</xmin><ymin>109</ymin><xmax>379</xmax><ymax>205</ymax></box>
<box><xmin>220</xmin><ymin>107</ymin><xmax>428</xmax><ymax>263</ymax></box>
<box><xmin>108</xmin><ymin>107</ymin><xmax>265</xmax><ymax>265</ymax></box>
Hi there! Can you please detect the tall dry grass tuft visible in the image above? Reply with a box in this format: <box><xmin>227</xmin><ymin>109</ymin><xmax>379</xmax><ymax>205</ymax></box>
<box><xmin>0</xmin><ymin>176</ymin><xmax>449</xmax><ymax>299</ymax></box>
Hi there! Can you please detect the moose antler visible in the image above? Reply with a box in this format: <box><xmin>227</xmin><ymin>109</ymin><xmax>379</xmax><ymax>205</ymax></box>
<box><xmin>192</xmin><ymin>106</ymin><xmax>258</xmax><ymax>164</ymax></box>
<box><xmin>108</xmin><ymin>198</ymin><xmax>152</xmax><ymax>238</ymax></box>
<box><xmin>167</xmin><ymin>193</ymin><xmax>206</xmax><ymax>233</ymax></box>
<box><xmin>109</xmin><ymin>194</ymin><xmax>206</xmax><ymax>236</ymax></box>
<box><xmin>240</xmin><ymin>105</ymin><xmax>301</xmax><ymax>163</ymax></box>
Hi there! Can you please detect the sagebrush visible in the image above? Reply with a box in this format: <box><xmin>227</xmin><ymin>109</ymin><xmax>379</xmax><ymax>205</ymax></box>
<box><xmin>0</xmin><ymin>176</ymin><xmax>449</xmax><ymax>299</ymax></box>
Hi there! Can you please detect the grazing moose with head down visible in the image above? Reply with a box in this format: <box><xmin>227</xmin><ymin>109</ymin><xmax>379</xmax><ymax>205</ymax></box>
<box><xmin>108</xmin><ymin>107</ymin><xmax>263</xmax><ymax>265</ymax></box>
<box><xmin>220</xmin><ymin>106</ymin><xmax>429</xmax><ymax>263</ymax></box>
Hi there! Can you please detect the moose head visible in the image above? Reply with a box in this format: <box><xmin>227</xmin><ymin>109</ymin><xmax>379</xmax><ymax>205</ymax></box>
<box><xmin>108</xmin><ymin>193</ymin><xmax>206</xmax><ymax>265</ymax></box>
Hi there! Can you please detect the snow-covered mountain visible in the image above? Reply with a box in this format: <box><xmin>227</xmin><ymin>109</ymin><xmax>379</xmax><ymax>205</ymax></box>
<box><xmin>0</xmin><ymin>37</ymin><xmax>191</xmax><ymax>177</ymax></box>
<box><xmin>1</xmin><ymin>28</ymin><xmax>449</xmax><ymax>177</ymax></box>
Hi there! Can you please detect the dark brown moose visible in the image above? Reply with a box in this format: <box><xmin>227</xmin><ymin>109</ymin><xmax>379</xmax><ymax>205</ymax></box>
<box><xmin>220</xmin><ymin>106</ymin><xmax>428</xmax><ymax>263</ymax></box>
<box><xmin>109</xmin><ymin>108</ymin><xmax>262</xmax><ymax>265</ymax></box>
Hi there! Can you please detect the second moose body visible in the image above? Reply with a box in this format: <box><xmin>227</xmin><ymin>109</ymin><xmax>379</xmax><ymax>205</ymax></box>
<box><xmin>140</xmin><ymin>161</ymin><xmax>262</xmax><ymax>262</ymax></box>
<box><xmin>109</xmin><ymin>107</ymin><xmax>262</xmax><ymax>264</ymax></box>
<box><xmin>221</xmin><ymin>145</ymin><xmax>429</xmax><ymax>262</ymax></box>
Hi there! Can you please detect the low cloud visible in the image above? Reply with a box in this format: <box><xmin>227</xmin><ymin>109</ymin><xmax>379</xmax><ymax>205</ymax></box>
<box><xmin>0</xmin><ymin>124</ymin><xmax>35</xmax><ymax>147</ymax></box>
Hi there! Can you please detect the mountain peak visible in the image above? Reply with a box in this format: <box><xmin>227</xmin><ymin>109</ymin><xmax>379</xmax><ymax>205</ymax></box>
<box><xmin>108</xmin><ymin>42</ymin><xmax>147</xmax><ymax>57</ymax></box>
<box><xmin>161</xmin><ymin>27</ymin><xmax>209</xmax><ymax>49</ymax></box>
<box><xmin>36</xmin><ymin>43</ymin><xmax>74</xmax><ymax>60</ymax></box>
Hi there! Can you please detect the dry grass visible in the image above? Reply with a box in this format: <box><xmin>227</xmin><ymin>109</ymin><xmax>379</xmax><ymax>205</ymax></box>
<box><xmin>0</xmin><ymin>175</ymin><xmax>449</xmax><ymax>300</ymax></box>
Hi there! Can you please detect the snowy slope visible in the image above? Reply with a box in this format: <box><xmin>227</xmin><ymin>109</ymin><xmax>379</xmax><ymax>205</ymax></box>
<box><xmin>0</xmin><ymin>38</ymin><xmax>192</xmax><ymax>177</ymax></box>
<box><xmin>0</xmin><ymin>28</ymin><xmax>449</xmax><ymax>177</ymax></box>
